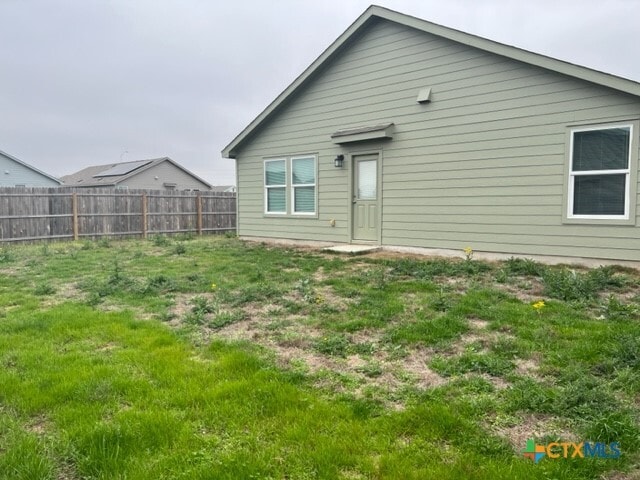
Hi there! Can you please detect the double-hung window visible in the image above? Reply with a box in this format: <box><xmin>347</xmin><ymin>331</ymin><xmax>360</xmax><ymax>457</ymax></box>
<box><xmin>291</xmin><ymin>156</ymin><xmax>316</xmax><ymax>215</ymax></box>
<box><xmin>264</xmin><ymin>155</ymin><xmax>317</xmax><ymax>215</ymax></box>
<box><xmin>568</xmin><ymin>124</ymin><xmax>635</xmax><ymax>221</ymax></box>
<box><xmin>264</xmin><ymin>159</ymin><xmax>286</xmax><ymax>214</ymax></box>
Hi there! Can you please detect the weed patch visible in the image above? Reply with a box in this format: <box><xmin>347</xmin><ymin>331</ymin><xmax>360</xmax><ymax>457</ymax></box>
<box><xmin>542</xmin><ymin>266</ymin><xmax>629</xmax><ymax>302</ymax></box>
<box><xmin>1</xmin><ymin>237</ymin><xmax>639</xmax><ymax>479</ymax></box>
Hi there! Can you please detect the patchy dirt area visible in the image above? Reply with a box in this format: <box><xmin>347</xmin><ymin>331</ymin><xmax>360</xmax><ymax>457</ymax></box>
<box><xmin>488</xmin><ymin>413</ymin><xmax>578</xmax><ymax>450</ymax></box>
<box><xmin>165</xmin><ymin>275</ymin><xmax>540</xmax><ymax>417</ymax></box>
<box><xmin>40</xmin><ymin>283</ymin><xmax>85</xmax><ymax>307</ymax></box>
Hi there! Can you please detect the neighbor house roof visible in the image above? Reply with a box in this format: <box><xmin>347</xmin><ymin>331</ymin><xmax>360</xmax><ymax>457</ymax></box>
<box><xmin>210</xmin><ymin>185</ymin><xmax>236</xmax><ymax>193</ymax></box>
<box><xmin>0</xmin><ymin>149</ymin><xmax>62</xmax><ymax>184</ymax></box>
<box><xmin>61</xmin><ymin>157</ymin><xmax>213</xmax><ymax>188</ymax></box>
<box><xmin>222</xmin><ymin>4</ymin><xmax>640</xmax><ymax>159</ymax></box>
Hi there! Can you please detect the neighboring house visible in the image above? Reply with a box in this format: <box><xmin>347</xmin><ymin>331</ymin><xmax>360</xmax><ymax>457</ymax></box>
<box><xmin>211</xmin><ymin>185</ymin><xmax>237</xmax><ymax>193</ymax></box>
<box><xmin>223</xmin><ymin>6</ymin><xmax>640</xmax><ymax>263</ymax></box>
<box><xmin>61</xmin><ymin>157</ymin><xmax>212</xmax><ymax>191</ymax></box>
<box><xmin>0</xmin><ymin>149</ymin><xmax>61</xmax><ymax>187</ymax></box>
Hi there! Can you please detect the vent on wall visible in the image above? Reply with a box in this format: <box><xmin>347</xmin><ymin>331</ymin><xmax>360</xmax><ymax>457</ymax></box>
<box><xmin>416</xmin><ymin>88</ymin><xmax>432</xmax><ymax>103</ymax></box>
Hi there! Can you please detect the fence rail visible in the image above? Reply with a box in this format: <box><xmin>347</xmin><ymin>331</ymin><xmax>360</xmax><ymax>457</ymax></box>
<box><xmin>0</xmin><ymin>187</ymin><xmax>236</xmax><ymax>243</ymax></box>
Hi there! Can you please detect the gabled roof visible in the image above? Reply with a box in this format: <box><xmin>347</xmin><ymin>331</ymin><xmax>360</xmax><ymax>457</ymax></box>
<box><xmin>0</xmin><ymin>149</ymin><xmax>62</xmax><ymax>184</ymax></box>
<box><xmin>222</xmin><ymin>5</ymin><xmax>640</xmax><ymax>159</ymax></box>
<box><xmin>61</xmin><ymin>157</ymin><xmax>213</xmax><ymax>188</ymax></box>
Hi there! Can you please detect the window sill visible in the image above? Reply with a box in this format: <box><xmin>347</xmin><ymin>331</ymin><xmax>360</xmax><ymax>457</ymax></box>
<box><xmin>263</xmin><ymin>213</ymin><xmax>319</xmax><ymax>219</ymax></box>
<box><xmin>562</xmin><ymin>216</ymin><xmax>636</xmax><ymax>226</ymax></box>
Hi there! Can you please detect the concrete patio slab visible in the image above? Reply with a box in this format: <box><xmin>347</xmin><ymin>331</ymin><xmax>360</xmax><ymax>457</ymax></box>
<box><xmin>323</xmin><ymin>244</ymin><xmax>381</xmax><ymax>254</ymax></box>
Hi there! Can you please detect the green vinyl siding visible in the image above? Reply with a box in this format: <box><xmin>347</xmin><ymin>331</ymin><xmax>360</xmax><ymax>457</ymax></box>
<box><xmin>234</xmin><ymin>19</ymin><xmax>640</xmax><ymax>261</ymax></box>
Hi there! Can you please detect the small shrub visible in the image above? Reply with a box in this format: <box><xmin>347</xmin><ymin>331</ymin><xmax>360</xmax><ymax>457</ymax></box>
<box><xmin>431</xmin><ymin>287</ymin><xmax>451</xmax><ymax>312</ymax></box>
<box><xmin>82</xmin><ymin>261</ymin><xmax>137</xmax><ymax>299</ymax></box>
<box><xmin>314</xmin><ymin>334</ymin><xmax>350</xmax><ymax>357</ymax></box>
<box><xmin>542</xmin><ymin>268</ymin><xmax>597</xmax><ymax>301</ymax></box>
<box><xmin>80</xmin><ymin>241</ymin><xmax>94</xmax><ymax>250</ymax></box>
<box><xmin>209</xmin><ymin>311</ymin><xmax>245</xmax><ymax>329</ymax></box>
<box><xmin>600</xmin><ymin>295</ymin><xmax>638</xmax><ymax>321</ymax></box>
<box><xmin>362</xmin><ymin>267</ymin><xmax>389</xmax><ymax>289</ymax></box>
<box><xmin>97</xmin><ymin>238</ymin><xmax>111</xmax><ymax>248</ymax></box>
<box><xmin>494</xmin><ymin>268</ymin><xmax>508</xmax><ymax>284</ymax></box>
<box><xmin>351</xmin><ymin>342</ymin><xmax>377</xmax><ymax>356</ymax></box>
<box><xmin>589</xmin><ymin>265</ymin><xmax>627</xmax><ymax>289</ymax></box>
<box><xmin>158</xmin><ymin>311</ymin><xmax>177</xmax><ymax>322</ymax></box>
<box><xmin>151</xmin><ymin>235</ymin><xmax>170</xmax><ymax>247</ymax></box>
<box><xmin>34</xmin><ymin>282</ymin><xmax>56</xmax><ymax>296</ymax></box>
<box><xmin>356</xmin><ymin>362</ymin><xmax>384</xmax><ymax>378</ymax></box>
<box><xmin>183</xmin><ymin>311</ymin><xmax>205</xmax><ymax>325</ymax></box>
<box><xmin>107</xmin><ymin>261</ymin><xmax>128</xmax><ymax>287</ymax></box>
<box><xmin>145</xmin><ymin>275</ymin><xmax>177</xmax><ymax>293</ymax></box>
<box><xmin>503</xmin><ymin>257</ymin><xmax>545</xmax><ymax>277</ymax></box>
<box><xmin>389</xmin><ymin>258</ymin><xmax>491</xmax><ymax>279</ymax></box>
<box><xmin>183</xmin><ymin>297</ymin><xmax>217</xmax><ymax>325</ymax></box>
<box><xmin>173</xmin><ymin>243</ymin><xmax>187</xmax><ymax>255</ymax></box>
<box><xmin>294</xmin><ymin>278</ymin><xmax>318</xmax><ymax>303</ymax></box>
<box><xmin>176</xmin><ymin>232</ymin><xmax>195</xmax><ymax>242</ymax></box>
<box><xmin>85</xmin><ymin>291</ymin><xmax>102</xmax><ymax>306</ymax></box>
<box><xmin>224</xmin><ymin>231</ymin><xmax>237</xmax><ymax>238</ymax></box>
<box><xmin>190</xmin><ymin>296</ymin><xmax>217</xmax><ymax>315</ymax></box>
<box><xmin>0</xmin><ymin>246</ymin><xmax>14</xmax><ymax>263</ymax></box>
<box><xmin>226</xmin><ymin>283</ymin><xmax>281</xmax><ymax>306</ymax></box>
<box><xmin>543</xmin><ymin>266</ymin><xmax>630</xmax><ymax>302</ymax></box>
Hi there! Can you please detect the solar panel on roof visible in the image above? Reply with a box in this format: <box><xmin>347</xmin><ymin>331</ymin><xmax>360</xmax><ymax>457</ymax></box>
<box><xmin>93</xmin><ymin>160</ymin><xmax>152</xmax><ymax>177</ymax></box>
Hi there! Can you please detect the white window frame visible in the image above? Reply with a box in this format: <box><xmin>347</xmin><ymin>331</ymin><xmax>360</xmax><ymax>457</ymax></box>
<box><xmin>290</xmin><ymin>155</ymin><xmax>317</xmax><ymax>216</ymax></box>
<box><xmin>264</xmin><ymin>158</ymin><xmax>287</xmax><ymax>215</ymax></box>
<box><xmin>567</xmin><ymin>123</ymin><xmax>632</xmax><ymax>220</ymax></box>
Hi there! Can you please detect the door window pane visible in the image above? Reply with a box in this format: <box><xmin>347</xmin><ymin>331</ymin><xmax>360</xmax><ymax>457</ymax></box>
<box><xmin>357</xmin><ymin>160</ymin><xmax>376</xmax><ymax>200</ymax></box>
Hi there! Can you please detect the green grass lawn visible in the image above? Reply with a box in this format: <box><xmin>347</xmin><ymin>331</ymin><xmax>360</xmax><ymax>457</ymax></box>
<box><xmin>0</xmin><ymin>236</ymin><xmax>638</xmax><ymax>479</ymax></box>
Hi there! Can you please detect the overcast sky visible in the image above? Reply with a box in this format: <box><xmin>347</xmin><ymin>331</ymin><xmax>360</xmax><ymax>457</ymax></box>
<box><xmin>1</xmin><ymin>0</ymin><xmax>639</xmax><ymax>186</ymax></box>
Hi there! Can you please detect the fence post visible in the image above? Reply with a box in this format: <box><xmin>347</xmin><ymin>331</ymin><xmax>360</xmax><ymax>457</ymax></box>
<box><xmin>196</xmin><ymin>193</ymin><xmax>203</xmax><ymax>235</ymax></box>
<box><xmin>141</xmin><ymin>192</ymin><xmax>148</xmax><ymax>239</ymax></box>
<box><xmin>72</xmin><ymin>192</ymin><xmax>79</xmax><ymax>241</ymax></box>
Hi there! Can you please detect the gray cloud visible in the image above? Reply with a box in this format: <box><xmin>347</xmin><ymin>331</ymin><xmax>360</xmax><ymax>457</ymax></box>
<box><xmin>1</xmin><ymin>0</ymin><xmax>638</xmax><ymax>185</ymax></box>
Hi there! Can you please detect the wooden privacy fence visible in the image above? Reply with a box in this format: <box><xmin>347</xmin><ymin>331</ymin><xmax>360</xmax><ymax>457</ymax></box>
<box><xmin>0</xmin><ymin>187</ymin><xmax>236</xmax><ymax>242</ymax></box>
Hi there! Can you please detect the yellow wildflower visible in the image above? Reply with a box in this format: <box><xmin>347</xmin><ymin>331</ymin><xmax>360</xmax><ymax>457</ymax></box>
<box><xmin>532</xmin><ymin>300</ymin><xmax>545</xmax><ymax>314</ymax></box>
<box><xmin>211</xmin><ymin>283</ymin><xmax>217</xmax><ymax>290</ymax></box>
<box><xmin>463</xmin><ymin>246</ymin><xmax>473</xmax><ymax>261</ymax></box>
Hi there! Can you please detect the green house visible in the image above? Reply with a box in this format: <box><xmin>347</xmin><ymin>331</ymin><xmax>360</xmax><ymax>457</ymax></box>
<box><xmin>223</xmin><ymin>6</ymin><xmax>640</xmax><ymax>263</ymax></box>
